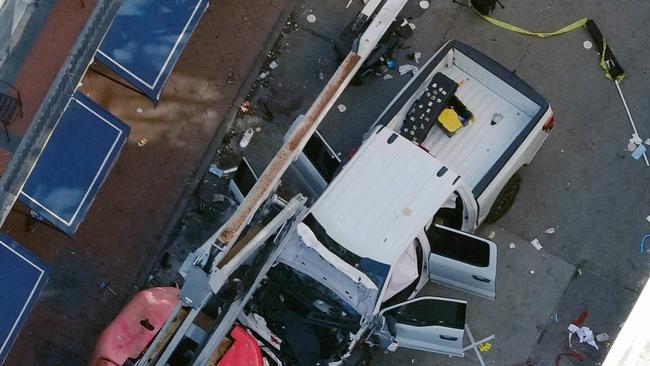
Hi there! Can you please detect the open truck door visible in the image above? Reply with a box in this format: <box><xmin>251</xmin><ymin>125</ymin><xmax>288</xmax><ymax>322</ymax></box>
<box><xmin>378</xmin><ymin>296</ymin><xmax>467</xmax><ymax>357</ymax></box>
<box><xmin>425</xmin><ymin>224</ymin><xmax>497</xmax><ymax>300</ymax></box>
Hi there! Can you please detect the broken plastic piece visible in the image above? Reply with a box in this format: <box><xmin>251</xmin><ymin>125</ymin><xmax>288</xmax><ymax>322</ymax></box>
<box><xmin>596</xmin><ymin>333</ymin><xmax>610</xmax><ymax>342</ymax></box>
<box><xmin>337</xmin><ymin>104</ymin><xmax>347</xmax><ymax>113</ymax></box>
<box><xmin>269</xmin><ymin>60</ymin><xmax>279</xmax><ymax>69</ymax></box>
<box><xmin>488</xmin><ymin>231</ymin><xmax>495</xmax><ymax>239</ymax></box>
<box><xmin>136</xmin><ymin>107</ymin><xmax>143</xmax><ymax>114</ymax></box>
<box><xmin>398</xmin><ymin>64</ymin><xmax>419</xmax><ymax>76</ymax></box>
<box><xmin>544</xmin><ymin>227</ymin><xmax>556</xmax><ymax>234</ymax></box>
<box><xmin>583</xmin><ymin>40</ymin><xmax>592</xmax><ymax>49</ymax></box>
<box><xmin>419</xmin><ymin>1</ymin><xmax>430</xmax><ymax>9</ymax></box>
<box><xmin>509</xmin><ymin>243</ymin><xmax>516</xmax><ymax>249</ymax></box>
<box><xmin>239</xmin><ymin>128</ymin><xmax>254</xmax><ymax>148</ymax></box>
<box><xmin>413</xmin><ymin>52</ymin><xmax>422</xmax><ymax>64</ymax></box>
<box><xmin>568</xmin><ymin>324</ymin><xmax>599</xmax><ymax>350</ymax></box>
<box><xmin>632</xmin><ymin>144</ymin><xmax>647</xmax><ymax>160</ymax></box>
<box><xmin>137</xmin><ymin>138</ymin><xmax>147</xmax><ymax>147</ymax></box>
<box><xmin>306</xmin><ymin>14</ymin><xmax>317</xmax><ymax>23</ymax></box>
<box><xmin>530</xmin><ymin>238</ymin><xmax>543</xmax><ymax>250</ymax></box>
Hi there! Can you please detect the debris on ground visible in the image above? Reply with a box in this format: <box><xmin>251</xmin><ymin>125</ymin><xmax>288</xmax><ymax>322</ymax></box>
<box><xmin>306</xmin><ymin>14</ymin><xmax>317</xmax><ymax>23</ymax></box>
<box><xmin>137</xmin><ymin>138</ymin><xmax>147</xmax><ymax>147</ymax></box>
<box><xmin>269</xmin><ymin>60</ymin><xmax>279</xmax><ymax>69</ymax></box>
<box><xmin>568</xmin><ymin>324</ymin><xmax>598</xmax><ymax>350</ymax></box>
<box><xmin>645</xmin><ymin>138</ymin><xmax>650</xmax><ymax>145</ymax></box>
<box><xmin>478</xmin><ymin>342</ymin><xmax>492</xmax><ymax>352</ymax></box>
<box><xmin>583</xmin><ymin>40</ymin><xmax>592</xmax><ymax>49</ymax></box>
<box><xmin>240</xmin><ymin>100</ymin><xmax>251</xmax><ymax>113</ymax></box>
<box><xmin>627</xmin><ymin>141</ymin><xmax>638</xmax><ymax>151</ymax></box>
<box><xmin>632</xmin><ymin>144</ymin><xmax>647</xmax><ymax>160</ymax></box>
<box><xmin>491</xmin><ymin>112</ymin><xmax>503</xmax><ymax>125</ymax></box>
<box><xmin>208</xmin><ymin>163</ymin><xmax>237</xmax><ymax>178</ymax></box>
<box><xmin>408</xmin><ymin>52</ymin><xmax>422</xmax><ymax>64</ymax></box>
<box><xmin>258</xmin><ymin>71</ymin><xmax>270</xmax><ymax>80</ymax></box>
<box><xmin>255</xmin><ymin>127</ymin><xmax>262</xmax><ymax>133</ymax></box>
<box><xmin>337</xmin><ymin>104</ymin><xmax>347</xmax><ymax>113</ymax></box>
<box><xmin>529</xmin><ymin>270</ymin><xmax>535</xmax><ymax>274</ymax></box>
<box><xmin>346</xmin><ymin>0</ymin><xmax>353</xmax><ymax>8</ymax></box>
<box><xmin>509</xmin><ymin>243</ymin><xmax>516</xmax><ymax>249</ymax></box>
<box><xmin>632</xmin><ymin>133</ymin><xmax>643</xmax><ymax>145</ymax></box>
<box><xmin>488</xmin><ymin>230</ymin><xmax>495</xmax><ymax>239</ymax></box>
<box><xmin>596</xmin><ymin>333</ymin><xmax>610</xmax><ymax>342</ymax></box>
<box><xmin>239</xmin><ymin>128</ymin><xmax>254</xmax><ymax>148</ymax></box>
<box><xmin>550</xmin><ymin>313</ymin><xmax>559</xmax><ymax>323</ymax></box>
<box><xmin>398</xmin><ymin>64</ymin><xmax>419</xmax><ymax>76</ymax></box>
<box><xmin>419</xmin><ymin>0</ymin><xmax>430</xmax><ymax>9</ymax></box>
<box><xmin>383</xmin><ymin>74</ymin><xmax>394</xmax><ymax>80</ymax></box>
<box><xmin>646</xmin><ymin>215</ymin><xmax>650</xmax><ymax>224</ymax></box>
<box><xmin>136</xmin><ymin>107</ymin><xmax>143</xmax><ymax>114</ymax></box>
<box><xmin>99</xmin><ymin>281</ymin><xmax>117</xmax><ymax>296</ymax></box>
<box><xmin>544</xmin><ymin>227</ymin><xmax>556</xmax><ymax>234</ymax></box>
<box><xmin>530</xmin><ymin>238</ymin><xmax>543</xmax><ymax>250</ymax></box>
<box><xmin>640</xmin><ymin>234</ymin><xmax>650</xmax><ymax>254</ymax></box>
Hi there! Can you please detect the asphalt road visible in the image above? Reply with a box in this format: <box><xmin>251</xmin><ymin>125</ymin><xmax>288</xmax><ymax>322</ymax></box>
<box><xmin>231</xmin><ymin>0</ymin><xmax>650</xmax><ymax>364</ymax></box>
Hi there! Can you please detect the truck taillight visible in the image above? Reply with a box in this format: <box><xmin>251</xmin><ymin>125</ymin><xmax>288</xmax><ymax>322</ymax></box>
<box><xmin>542</xmin><ymin>114</ymin><xmax>554</xmax><ymax>132</ymax></box>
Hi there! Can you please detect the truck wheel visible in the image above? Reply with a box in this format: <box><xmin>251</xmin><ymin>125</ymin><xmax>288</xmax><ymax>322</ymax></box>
<box><xmin>485</xmin><ymin>172</ymin><xmax>521</xmax><ymax>224</ymax></box>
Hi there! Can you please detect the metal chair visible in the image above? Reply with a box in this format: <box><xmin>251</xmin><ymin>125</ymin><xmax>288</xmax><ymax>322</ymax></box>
<box><xmin>0</xmin><ymin>80</ymin><xmax>23</xmax><ymax>142</ymax></box>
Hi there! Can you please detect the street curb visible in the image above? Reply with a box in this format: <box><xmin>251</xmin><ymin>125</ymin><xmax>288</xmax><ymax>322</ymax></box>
<box><xmin>133</xmin><ymin>0</ymin><xmax>300</xmax><ymax>288</ymax></box>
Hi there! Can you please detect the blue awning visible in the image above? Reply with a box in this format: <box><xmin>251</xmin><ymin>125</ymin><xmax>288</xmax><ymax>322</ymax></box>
<box><xmin>96</xmin><ymin>0</ymin><xmax>209</xmax><ymax>102</ymax></box>
<box><xmin>18</xmin><ymin>92</ymin><xmax>130</xmax><ymax>235</ymax></box>
<box><xmin>0</xmin><ymin>234</ymin><xmax>49</xmax><ymax>364</ymax></box>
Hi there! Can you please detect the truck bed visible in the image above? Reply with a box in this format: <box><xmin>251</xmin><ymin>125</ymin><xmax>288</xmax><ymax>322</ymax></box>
<box><xmin>379</xmin><ymin>41</ymin><xmax>549</xmax><ymax>196</ymax></box>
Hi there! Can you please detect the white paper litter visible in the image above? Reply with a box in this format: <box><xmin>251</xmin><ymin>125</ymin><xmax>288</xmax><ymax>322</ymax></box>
<box><xmin>419</xmin><ymin>0</ymin><xmax>430</xmax><ymax>9</ymax></box>
<box><xmin>337</xmin><ymin>104</ymin><xmax>347</xmax><ymax>113</ymax></box>
<box><xmin>632</xmin><ymin>133</ymin><xmax>643</xmax><ymax>145</ymax></box>
<box><xmin>509</xmin><ymin>243</ymin><xmax>516</xmax><ymax>249</ymax></box>
<box><xmin>269</xmin><ymin>60</ymin><xmax>279</xmax><ymax>69</ymax></box>
<box><xmin>645</xmin><ymin>138</ymin><xmax>650</xmax><ymax>146</ymax></box>
<box><xmin>136</xmin><ymin>107</ymin><xmax>143</xmax><ymax>113</ymax></box>
<box><xmin>583</xmin><ymin>40</ymin><xmax>593</xmax><ymax>49</ymax></box>
<box><xmin>596</xmin><ymin>333</ymin><xmax>610</xmax><ymax>342</ymax></box>
<box><xmin>488</xmin><ymin>231</ymin><xmax>496</xmax><ymax>239</ymax></box>
<box><xmin>568</xmin><ymin>324</ymin><xmax>599</xmax><ymax>350</ymax></box>
<box><xmin>627</xmin><ymin>141</ymin><xmax>637</xmax><ymax>151</ymax></box>
<box><xmin>398</xmin><ymin>64</ymin><xmax>419</xmax><ymax>76</ymax></box>
<box><xmin>258</xmin><ymin>71</ymin><xmax>269</xmax><ymax>80</ymax></box>
<box><xmin>413</xmin><ymin>52</ymin><xmax>422</xmax><ymax>64</ymax></box>
<box><xmin>544</xmin><ymin>227</ymin><xmax>556</xmax><ymax>234</ymax></box>
<box><xmin>646</xmin><ymin>215</ymin><xmax>650</xmax><ymax>224</ymax></box>
<box><xmin>530</xmin><ymin>238</ymin><xmax>543</xmax><ymax>250</ymax></box>
<box><xmin>306</xmin><ymin>14</ymin><xmax>317</xmax><ymax>23</ymax></box>
<box><xmin>383</xmin><ymin>74</ymin><xmax>394</xmax><ymax>80</ymax></box>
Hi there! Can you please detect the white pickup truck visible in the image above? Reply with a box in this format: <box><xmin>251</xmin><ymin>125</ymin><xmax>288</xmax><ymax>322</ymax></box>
<box><xmin>239</xmin><ymin>40</ymin><xmax>554</xmax><ymax>363</ymax></box>
<box><xmin>90</xmin><ymin>40</ymin><xmax>553</xmax><ymax>366</ymax></box>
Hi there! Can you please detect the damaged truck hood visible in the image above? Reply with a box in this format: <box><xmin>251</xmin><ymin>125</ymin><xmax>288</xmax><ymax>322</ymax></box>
<box><xmin>277</xmin><ymin>223</ymin><xmax>379</xmax><ymax>317</ymax></box>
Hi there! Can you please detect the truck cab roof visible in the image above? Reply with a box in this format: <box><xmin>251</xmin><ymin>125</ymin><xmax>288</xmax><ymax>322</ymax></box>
<box><xmin>310</xmin><ymin>127</ymin><xmax>459</xmax><ymax>266</ymax></box>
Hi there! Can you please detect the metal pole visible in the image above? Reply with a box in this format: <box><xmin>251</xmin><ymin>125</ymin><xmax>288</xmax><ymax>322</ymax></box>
<box><xmin>615</xmin><ymin>80</ymin><xmax>649</xmax><ymax>167</ymax></box>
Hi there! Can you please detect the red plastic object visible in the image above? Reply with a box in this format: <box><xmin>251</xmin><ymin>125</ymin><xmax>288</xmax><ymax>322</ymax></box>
<box><xmin>88</xmin><ymin>287</ymin><xmax>180</xmax><ymax>366</ymax></box>
<box><xmin>216</xmin><ymin>325</ymin><xmax>264</xmax><ymax>366</ymax></box>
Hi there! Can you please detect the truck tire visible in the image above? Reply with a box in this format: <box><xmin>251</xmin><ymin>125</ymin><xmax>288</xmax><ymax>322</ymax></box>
<box><xmin>485</xmin><ymin>172</ymin><xmax>521</xmax><ymax>224</ymax></box>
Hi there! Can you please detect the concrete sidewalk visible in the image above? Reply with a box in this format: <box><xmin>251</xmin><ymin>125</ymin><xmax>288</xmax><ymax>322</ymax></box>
<box><xmin>1</xmin><ymin>0</ymin><xmax>295</xmax><ymax>364</ymax></box>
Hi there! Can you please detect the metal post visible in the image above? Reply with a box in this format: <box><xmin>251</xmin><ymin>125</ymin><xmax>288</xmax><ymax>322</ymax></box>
<box><xmin>614</xmin><ymin>80</ymin><xmax>649</xmax><ymax>167</ymax></box>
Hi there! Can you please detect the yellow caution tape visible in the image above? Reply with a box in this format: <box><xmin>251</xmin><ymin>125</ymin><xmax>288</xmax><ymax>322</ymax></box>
<box><xmin>469</xmin><ymin>1</ymin><xmax>587</xmax><ymax>38</ymax></box>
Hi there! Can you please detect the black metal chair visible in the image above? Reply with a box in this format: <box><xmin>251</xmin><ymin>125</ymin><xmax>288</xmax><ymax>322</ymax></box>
<box><xmin>0</xmin><ymin>80</ymin><xmax>23</xmax><ymax>142</ymax></box>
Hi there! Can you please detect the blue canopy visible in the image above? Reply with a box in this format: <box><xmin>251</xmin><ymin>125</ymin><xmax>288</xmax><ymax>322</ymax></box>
<box><xmin>0</xmin><ymin>234</ymin><xmax>49</xmax><ymax>364</ymax></box>
<box><xmin>96</xmin><ymin>0</ymin><xmax>209</xmax><ymax>102</ymax></box>
<box><xmin>19</xmin><ymin>92</ymin><xmax>130</xmax><ymax>235</ymax></box>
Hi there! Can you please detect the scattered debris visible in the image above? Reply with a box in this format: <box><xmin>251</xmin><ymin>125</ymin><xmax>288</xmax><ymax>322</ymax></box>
<box><xmin>645</xmin><ymin>138</ymin><xmax>650</xmax><ymax>145</ymax></box>
<box><xmin>306</xmin><ymin>14</ymin><xmax>317</xmax><ymax>23</ymax></box>
<box><xmin>398</xmin><ymin>64</ymin><xmax>419</xmax><ymax>76</ymax></box>
<box><xmin>596</xmin><ymin>333</ymin><xmax>610</xmax><ymax>342</ymax></box>
<box><xmin>258</xmin><ymin>71</ymin><xmax>270</xmax><ymax>80</ymax></box>
<box><xmin>631</xmin><ymin>133</ymin><xmax>643</xmax><ymax>145</ymax></box>
<box><xmin>269</xmin><ymin>60</ymin><xmax>279</xmax><ymax>69</ymax></box>
<box><xmin>136</xmin><ymin>107</ymin><xmax>143</xmax><ymax>114</ymax></box>
<box><xmin>509</xmin><ymin>243</ymin><xmax>516</xmax><ymax>249</ymax></box>
<box><xmin>478</xmin><ymin>342</ymin><xmax>492</xmax><ymax>352</ymax></box>
<box><xmin>318</xmin><ymin>70</ymin><xmax>324</xmax><ymax>80</ymax></box>
<box><xmin>408</xmin><ymin>52</ymin><xmax>422</xmax><ymax>64</ymax></box>
<box><xmin>640</xmin><ymin>234</ymin><xmax>650</xmax><ymax>254</ymax></box>
<box><xmin>632</xmin><ymin>144</ymin><xmax>647</xmax><ymax>160</ymax></box>
<box><xmin>529</xmin><ymin>270</ymin><xmax>535</xmax><ymax>274</ymax></box>
<box><xmin>568</xmin><ymin>324</ymin><xmax>598</xmax><ymax>350</ymax></box>
<box><xmin>337</xmin><ymin>104</ymin><xmax>347</xmax><ymax>113</ymax></box>
<box><xmin>255</xmin><ymin>127</ymin><xmax>262</xmax><ymax>133</ymax></box>
<box><xmin>646</xmin><ymin>215</ymin><xmax>650</xmax><ymax>224</ymax></box>
<box><xmin>99</xmin><ymin>281</ymin><xmax>117</xmax><ymax>296</ymax></box>
<box><xmin>408</xmin><ymin>23</ymin><xmax>416</xmax><ymax>31</ymax></box>
<box><xmin>544</xmin><ymin>227</ymin><xmax>556</xmax><ymax>234</ymax></box>
<box><xmin>583</xmin><ymin>40</ymin><xmax>592</xmax><ymax>49</ymax></box>
<box><xmin>530</xmin><ymin>238</ymin><xmax>543</xmax><ymax>250</ymax></box>
<box><xmin>419</xmin><ymin>0</ymin><xmax>430</xmax><ymax>9</ymax></box>
<box><xmin>627</xmin><ymin>141</ymin><xmax>638</xmax><ymax>151</ymax></box>
<box><xmin>240</xmin><ymin>100</ymin><xmax>251</xmax><ymax>113</ymax></box>
<box><xmin>239</xmin><ymin>128</ymin><xmax>255</xmax><ymax>148</ymax></box>
<box><xmin>488</xmin><ymin>230</ymin><xmax>496</xmax><ymax>239</ymax></box>
<box><xmin>383</xmin><ymin>74</ymin><xmax>394</xmax><ymax>80</ymax></box>
<box><xmin>137</xmin><ymin>138</ymin><xmax>147</xmax><ymax>147</ymax></box>
<box><xmin>346</xmin><ymin>0</ymin><xmax>353</xmax><ymax>8</ymax></box>
<box><xmin>577</xmin><ymin>268</ymin><xmax>583</xmax><ymax>276</ymax></box>
<box><xmin>209</xmin><ymin>163</ymin><xmax>237</xmax><ymax>178</ymax></box>
<box><xmin>550</xmin><ymin>313</ymin><xmax>559</xmax><ymax>323</ymax></box>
